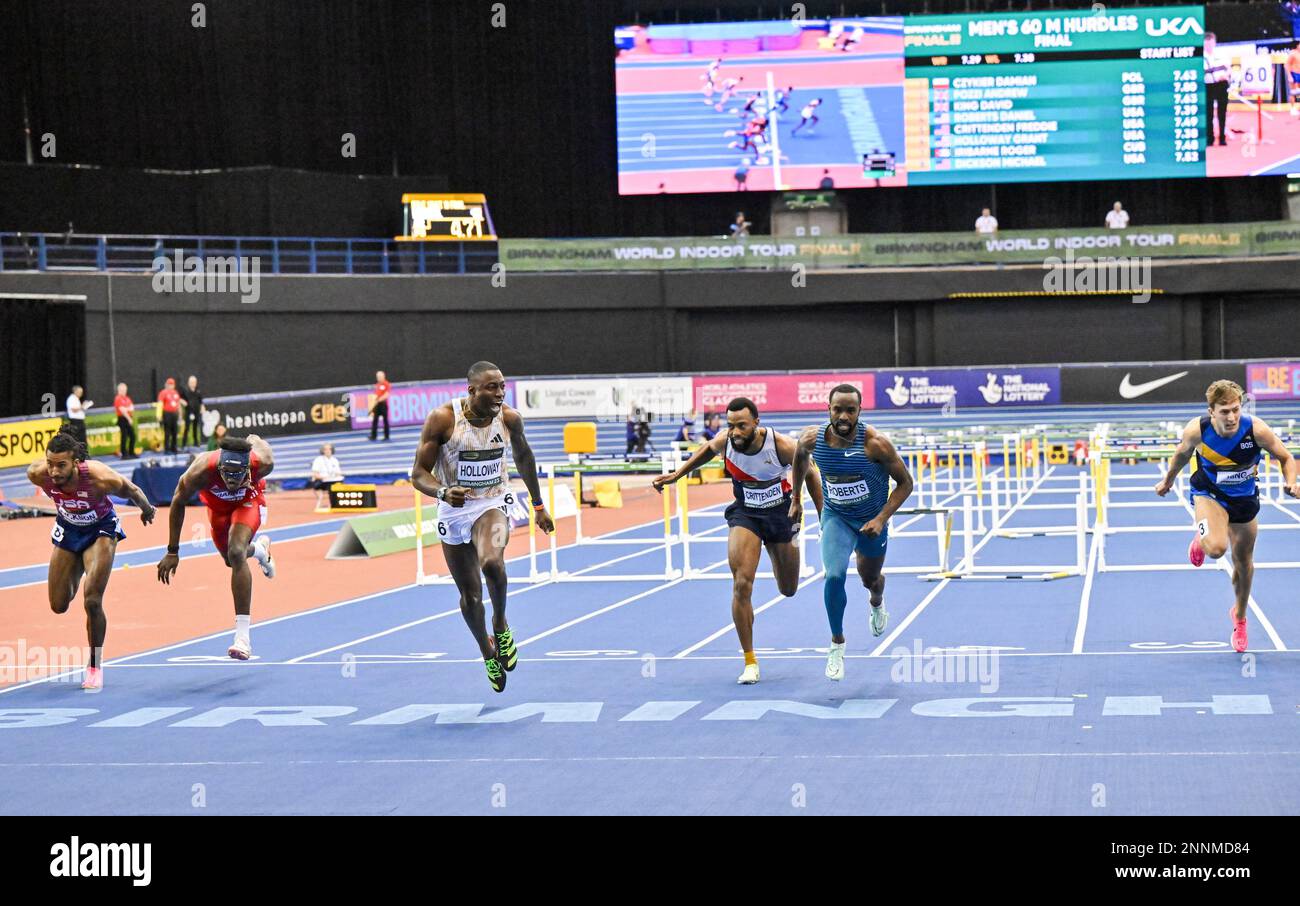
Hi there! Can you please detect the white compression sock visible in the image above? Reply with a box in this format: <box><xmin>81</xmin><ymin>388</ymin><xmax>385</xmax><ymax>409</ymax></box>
<box><xmin>235</xmin><ymin>614</ymin><xmax>251</xmax><ymax>642</ymax></box>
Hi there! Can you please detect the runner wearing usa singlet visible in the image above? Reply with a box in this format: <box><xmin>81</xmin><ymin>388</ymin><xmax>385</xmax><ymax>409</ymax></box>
<box><xmin>26</xmin><ymin>426</ymin><xmax>157</xmax><ymax>691</ymax></box>
<box><xmin>412</xmin><ymin>361</ymin><xmax>554</xmax><ymax>693</ymax></box>
<box><xmin>654</xmin><ymin>397</ymin><xmax>823</xmax><ymax>684</ymax></box>
<box><xmin>157</xmin><ymin>435</ymin><xmax>276</xmax><ymax>660</ymax></box>
<box><xmin>1156</xmin><ymin>380</ymin><xmax>1299</xmax><ymax>653</ymax></box>
<box><xmin>790</xmin><ymin>383</ymin><xmax>914</xmax><ymax>682</ymax></box>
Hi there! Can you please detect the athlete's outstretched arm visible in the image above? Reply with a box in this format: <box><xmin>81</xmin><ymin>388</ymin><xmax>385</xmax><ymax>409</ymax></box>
<box><xmin>865</xmin><ymin>433</ymin><xmax>913</xmax><ymax>534</ymax></box>
<box><xmin>652</xmin><ymin>432</ymin><xmax>726</xmax><ymax>492</ymax></box>
<box><xmin>1253</xmin><ymin>419</ymin><xmax>1300</xmax><ymax>498</ymax></box>
<box><xmin>503</xmin><ymin>407</ymin><xmax>554</xmax><ymax>534</ymax></box>
<box><xmin>1156</xmin><ymin>419</ymin><xmax>1200</xmax><ymax>495</ymax></box>
<box><xmin>787</xmin><ymin>426</ymin><xmax>818</xmax><ymax>524</ymax></box>
<box><xmin>156</xmin><ymin>457</ymin><xmax>211</xmax><ymax>584</ymax></box>
<box><xmin>87</xmin><ymin>461</ymin><xmax>156</xmax><ymax>525</ymax></box>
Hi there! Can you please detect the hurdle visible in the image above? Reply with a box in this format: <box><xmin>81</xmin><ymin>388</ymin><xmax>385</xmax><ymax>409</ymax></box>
<box><xmin>920</xmin><ymin>466</ymin><xmax>1088</xmax><ymax>581</ymax></box>
<box><xmin>1094</xmin><ymin>449</ymin><xmax>1300</xmax><ymax>573</ymax></box>
<box><xmin>413</xmin><ymin>457</ymin><xmax>685</xmax><ymax>585</ymax></box>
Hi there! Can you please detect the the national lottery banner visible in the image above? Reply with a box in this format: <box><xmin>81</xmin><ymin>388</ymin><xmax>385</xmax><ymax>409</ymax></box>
<box><xmin>1245</xmin><ymin>362</ymin><xmax>1300</xmax><ymax>401</ymax></box>
<box><xmin>875</xmin><ymin>367</ymin><xmax>1060</xmax><ymax>410</ymax></box>
<box><xmin>349</xmin><ymin>381</ymin><xmax>516</xmax><ymax>430</ymax></box>
<box><xmin>693</xmin><ymin>373</ymin><xmax>877</xmax><ymax>413</ymax></box>
<box><xmin>515</xmin><ymin>377</ymin><xmax>693</xmax><ymax>420</ymax></box>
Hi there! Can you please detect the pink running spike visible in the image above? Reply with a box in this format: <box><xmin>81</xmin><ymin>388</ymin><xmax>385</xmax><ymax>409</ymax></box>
<box><xmin>1188</xmin><ymin>535</ymin><xmax>1205</xmax><ymax>568</ymax></box>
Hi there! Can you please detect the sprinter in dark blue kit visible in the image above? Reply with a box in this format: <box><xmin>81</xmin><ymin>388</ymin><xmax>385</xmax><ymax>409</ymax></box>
<box><xmin>789</xmin><ymin>384</ymin><xmax>913</xmax><ymax>681</ymax></box>
<box><xmin>1156</xmin><ymin>380</ymin><xmax>1299</xmax><ymax>653</ymax></box>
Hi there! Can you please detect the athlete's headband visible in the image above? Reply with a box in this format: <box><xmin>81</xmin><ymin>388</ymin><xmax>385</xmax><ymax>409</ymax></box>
<box><xmin>218</xmin><ymin>448</ymin><xmax>251</xmax><ymax>475</ymax></box>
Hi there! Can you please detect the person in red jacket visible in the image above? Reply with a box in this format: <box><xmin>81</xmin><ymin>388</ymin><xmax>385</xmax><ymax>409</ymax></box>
<box><xmin>369</xmin><ymin>370</ymin><xmax>392</xmax><ymax>442</ymax></box>
<box><xmin>157</xmin><ymin>378</ymin><xmax>182</xmax><ymax>454</ymax></box>
<box><xmin>113</xmin><ymin>382</ymin><xmax>136</xmax><ymax>459</ymax></box>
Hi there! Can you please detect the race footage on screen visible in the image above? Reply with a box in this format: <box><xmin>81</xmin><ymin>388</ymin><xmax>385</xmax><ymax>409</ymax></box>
<box><xmin>614</xmin><ymin>4</ymin><xmax>1300</xmax><ymax>194</ymax></box>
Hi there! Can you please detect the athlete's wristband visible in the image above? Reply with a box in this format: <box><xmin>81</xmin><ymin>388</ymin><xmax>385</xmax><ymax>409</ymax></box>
<box><xmin>435</xmin><ymin>487</ymin><xmax>446</xmax><ymax>501</ymax></box>
<box><xmin>532</xmin><ymin>500</ymin><xmax>546</xmax><ymax>511</ymax></box>
<box><xmin>166</xmin><ymin>545</ymin><xmax>179</xmax><ymax>554</ymax></box>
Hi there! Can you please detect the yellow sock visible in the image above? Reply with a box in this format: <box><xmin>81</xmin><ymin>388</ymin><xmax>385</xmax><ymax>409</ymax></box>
<box><xmin>744</xmin><ymin>651</ymin><xmax>757</xmax><ymax>666</ymax></box>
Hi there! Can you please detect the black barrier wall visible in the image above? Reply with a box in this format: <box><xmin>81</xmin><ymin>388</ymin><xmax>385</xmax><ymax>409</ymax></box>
<box><xmin>0</xmin><ymin>264</ymin><xmax>1297</xmax><ymax>407</ymax></box>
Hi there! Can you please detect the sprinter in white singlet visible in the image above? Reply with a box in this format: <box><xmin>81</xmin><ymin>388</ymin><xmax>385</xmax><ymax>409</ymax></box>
<box><xmin>654</xmin><ymin>397</ymin><xmax>822</xmax><ymax>684</ymax></box>
<box><xmin>412</xmin><ymin>361</ymin><xmax>554</xmax><ymax>692</ymax></box>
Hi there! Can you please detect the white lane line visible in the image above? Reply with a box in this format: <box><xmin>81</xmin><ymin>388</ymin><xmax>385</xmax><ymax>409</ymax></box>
<box><xmin>671</xmin><ymin>570</ymin><xmax>826</xmax><ymax>659</ymax></box>
<box><xmin>54</xmin><ymin>645</ymin><xmax>1300</xmax><ymax>669</ymax></box>
<box><xmin>284</xmin><ymin>525</ymin><xmax>727</xmax><ymax>664</ymax></box>
<box><xmin>868</xmin><ymin>466</ymin><xmax>1058</xmax><ymax>657</ymax></box>
<box><xmin>515</xmin><ymin>555</ymin><xmax>733</xmax><ymax>648</ymax></box>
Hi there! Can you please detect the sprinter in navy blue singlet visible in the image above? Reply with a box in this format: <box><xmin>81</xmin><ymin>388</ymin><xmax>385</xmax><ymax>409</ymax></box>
<box><xmin>655</xmin><ymin>397</ymin><xmax>822</xmax><ymax>684</ymax></box>
<box><xmin>1156</xmin><ymin>380</ymin><xmax>1299</xmax><ymax>654</ymax></box>
<box><xmin>790</xmin><ymin>383</ymin><xmax>914</xmax><ymax>682</ymax></box>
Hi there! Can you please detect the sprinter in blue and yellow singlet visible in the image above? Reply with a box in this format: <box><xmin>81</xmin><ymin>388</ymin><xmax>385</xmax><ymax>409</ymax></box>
<box><xmin>1156</xmin><ymin>380</ymin><xmax>1299</xmax><ymax>653</ymax></box>
<box><xmin>790</xmin><ymin>383</ymin><xmax>914</xmax><ymax>682</ymax></box>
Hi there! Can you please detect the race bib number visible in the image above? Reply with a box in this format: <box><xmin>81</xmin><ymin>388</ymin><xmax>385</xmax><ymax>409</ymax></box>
<box><xmin>1216</xmin><ymin>466</ymin><xmax>1254</xmax><ymax>486</ymax></box>
<box><xmin>51</xmin><ymin>522</ymin><xmax>65</xmax><ymax>543</ymax></box>
<box><xmin>740</xmin><ymin>478</ymin><xmax>786</xmax><ymax>509</ymax></box>
<box><xmin>457</xmin><ymin>448</ymin><xmax>504</xmax><ymax>488</ymax></box>
<box><xmin>825</xmin><ymin>474</ymin><xmax>869</xmax><ymax>504</ymax></box>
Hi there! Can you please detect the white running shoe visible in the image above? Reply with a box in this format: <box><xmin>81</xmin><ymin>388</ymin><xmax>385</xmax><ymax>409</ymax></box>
<box><xmin>228</xmin><ymin>637</ymin><xmax>252</xmax><ymax>661</ymax></box>
<box><xmin>825</xmin><ymin>642</ymin><xmax>846</xmax><ymax>681</ymax></box>
<box><xmin>253</xmin><ymin>535</ymin><xmax>275</xmax><ymax>579</ymax></box>
<box><xmin>737</xmin><ymin>662</ymin><xmax>760</xmax><ymax>685</ymax></box>
<box><xmin>870</xmin><ymin>603</ymin><xmax>889</xmax><ymax>637</ymax></box>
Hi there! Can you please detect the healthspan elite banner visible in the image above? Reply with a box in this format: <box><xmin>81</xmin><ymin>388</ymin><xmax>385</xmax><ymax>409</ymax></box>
<box><xmin>875</xmin><ymin>368</ymin><xmax>1060</xmax><ymax>410</ymax></box>
<box><xmin>208</xmin><ymin>389</ymin><xmax>354</xmax><ymax>438</ymax></box>
<box><xmin>1246</xmin><ymin>362</ymin><xmax>1300</xmax><ymax>401</ymax></box>
<box><xmin>499</xmin><ymin>222</ymin><xmax>1300</xmax><ymax>271</ymax></box>
<box><xmin>694</xmin><ymin>373</ymin><xmax>877</xmax><ymax>413</ymax></box>
<box><xmin>349</xmin><ymin>382</ymin><xmax>517</xmax><ymax>430</ymax></box>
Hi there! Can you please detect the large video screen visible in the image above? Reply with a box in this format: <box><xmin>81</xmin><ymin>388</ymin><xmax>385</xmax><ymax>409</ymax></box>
<box><xmin>614</xmin><ymin>4</ymin><xmax>1300</xmax><ymax>194</ymax></box>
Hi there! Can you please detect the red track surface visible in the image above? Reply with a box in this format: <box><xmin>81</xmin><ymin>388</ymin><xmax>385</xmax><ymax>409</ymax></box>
<box><xmin>0</xmin><ymin>481</ymin><xmax>734</xmax><ymax>686</ymax></box>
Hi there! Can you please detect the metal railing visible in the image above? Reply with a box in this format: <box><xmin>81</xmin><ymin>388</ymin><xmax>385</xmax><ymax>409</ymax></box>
<box><xmin>0</xmin><ymin>232</ymin><xmax>498</xmax><ymax>275</ymax></box>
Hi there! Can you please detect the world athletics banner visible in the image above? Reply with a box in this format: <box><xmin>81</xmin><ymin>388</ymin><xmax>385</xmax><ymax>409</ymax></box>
<box><xmin>500</xmin><ymin>221</ymin><xmax>1300</xmax><ymax>272</ymax></box>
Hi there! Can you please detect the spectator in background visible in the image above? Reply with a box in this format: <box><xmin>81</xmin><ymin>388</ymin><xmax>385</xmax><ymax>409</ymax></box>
<box><xmin>65</xmin><ymin>385</ymin><xmax>92</xmax><ymax>448</ymax></box>
<box><xmin>675</xmin><ymin>409</ymin><xmax>699</xmax><ymax>444</ymax></box>
<box><xmin>157</xmin><ymin>377</ymin><xmax>182</xmax><ymax>454</ymax></box>
<box><xmin>206</xmin><ymin>421</ymin><xmax>228</xmax><ymax>452</ymax></box>
<box><xmin>702</xmin><ymin>413</ymin><xmax>723</xmax><ymax>441</ymax></box>
<box><xmin>369</xmin><ymin>370</ymin><xmax>391</xmax><ymax>442</ymax></box>
<box><xmin>114</xmin><ymin>382</ymin><xmax>136</xmax><ymax>459</ymax></box>
<box><xmin>975</xmin><ymin>208</ymin><xmax>998</xmax><ymax>234</ymax></box>
<box><xmin>180</xmin><ymin>374</ymin><xmax>205</xmax><ymax>447</ymax></box>
<box><xmin>730</xmin><ymin>212</ymin><xmax>751</xmax><ymax>239</ymax></box>
<box><xmin>310</xmin><ymin>443</ymin><xmax>345</xmax><ymax>511</ymax></box>
<box><xmin>818</xmin><ymin>168</ymin><xmax>834</xmax><ymax>190</ymax></box>
<box><xmin>1105</xmin><ymin>201</ymin><xmax>1130</xmax><ymax>229</ymax></box>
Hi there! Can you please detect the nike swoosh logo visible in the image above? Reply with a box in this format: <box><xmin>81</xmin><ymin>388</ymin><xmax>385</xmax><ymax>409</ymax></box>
<box><xmin>845</xmin><ymin>450</ymin><xmax>865</xmax><ymax>457</ymax></box>
<box><xmin>1118</xmin><ymin>371</ymin><xmax>1189</xmax><ymax>399</ymax></box>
